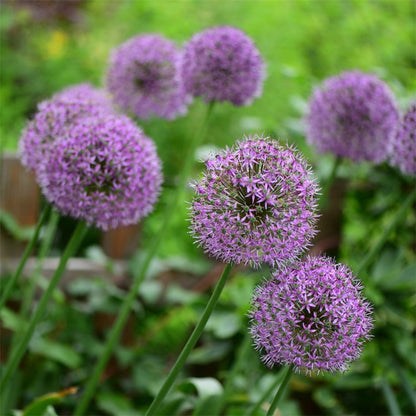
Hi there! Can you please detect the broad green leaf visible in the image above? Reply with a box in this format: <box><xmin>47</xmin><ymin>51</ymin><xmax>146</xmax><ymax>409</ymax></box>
<box><xmin>31</xmin><ymin>338</ymin><xmax>82</xmax><ymax>368</ymax></box>
<box><xmin>96</xmin><ymin>392</ymin><xmax>137</xmax><ymax>416</ymax></box>
<box><xmin>178</xmin><ymin>377</ymin><xmax>223</xmax><ymax>399</ymax></box>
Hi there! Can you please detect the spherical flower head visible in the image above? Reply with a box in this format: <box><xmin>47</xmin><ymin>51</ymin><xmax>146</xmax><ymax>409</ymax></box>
<box><xmin>181</xmin><ymin>26</ymin><xmax>265</xmax><ymax>106</ymax></box>
<box><xmin>19</xmin><ymin>84</ymin><xmax>113</xmax><ymax>174</ymax></box>
<box><xmin>38</xmin><ymin>115</ymin><xmax>163</xmax><ymax>231</ymax></box>
<box><xmin>249</xmin><ymin>256</ymin><xmax>374</xmax><ymax>375</ymax></box>
<box><xmin>390</xmin><ymin>103</ymin><xmax>416</xmax><ymax>176</ymax></box>
<box><xmin>306</xmin><ymin>71</ymin><xmax>399</xmax><ymax>163</ymax></box>
<box><xmin>106</xmin><ymin>34</ymin><xmax>191</xmax><ymax>120</ymax></box>
<box><xmin>190</xmin><ymin>136</ymin><xmax>320</xmax><ymax>268</ymax></box>
<box><xmin>52</xmin><ymin>83</ymin><xmax>113</xmax><ymax>111</ymax></box>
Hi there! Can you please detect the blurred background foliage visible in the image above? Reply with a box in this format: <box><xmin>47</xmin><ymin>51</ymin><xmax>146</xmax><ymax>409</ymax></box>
<box><xmin>1</xmin><ymin>0</ymin><xmax>415</xmax><ymax>415</ymax></box>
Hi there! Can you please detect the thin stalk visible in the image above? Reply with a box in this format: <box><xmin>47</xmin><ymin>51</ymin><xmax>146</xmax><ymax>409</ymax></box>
<box><xmin>0</xmin><ymin>221</ymin><xmax>87</xmax><ymax>394</ymax></box>
<box><xmin>18</xmin><ymin>209</ymin><xmax>60</xmax><ymax>322</ymax></box>
<box><xmin>214</xmin><ymin>332</ymin><xmax>252</xmax><ymax>415</ymax></box>
<box><xmin>0</xmin><ymin>210</ymin><xmax>60</xmax><ymax>411</ymax></box>
<box><xmin>245</xmin><ymin>368</ymin><xmax>286</xmax><ymax>416</ymax></box>
<box><xmin>0</xmin><ymin>204</ymin><xmax>51</xmax><ymax>311</ymax></box>
<box><xmin>266</xmin><ymin>365</ymin><xmax>293</xmax><ymax>416</ymax></box>
<box><xmin>381</xmin><ymin>379</ymin><xmax>402</xmax><ymax>416</ymax></box>
<box><xmin>74</xmin><ymin>102</ymin><xmax>215</xmax><ymax>416</ymax></box>
<box><xmin>145</xmin><ymin>263</ymin><xmax>233</xmax><ymax>416</ymax></box>
<box><xmin>357</xmin><ymin>189</ymin><xmax>416</xmax><ymax>274</ymax></box>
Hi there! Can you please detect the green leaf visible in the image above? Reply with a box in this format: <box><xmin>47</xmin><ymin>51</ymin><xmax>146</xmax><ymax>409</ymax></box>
<box><xmin>22</xmin><ymin>388</ymin><xmax>77</xmax><ymax>416</ymax></box>
<box><xmin>31</xmin><ymin>338</ymin><xmax>82</xmax><ymax>368</ymax></box>
<box><xmin>0</xmin><ymin>210</ymin><xmax>35</xmax><ymax>242</ymax></box>
<box><xmin>96</xmin><ymin>392</ymin><xmax>138</xmax><ymax>416</ymax></box>
<box><xmin>178</xmin><ymin>377</ymin><xmax>223</xmax><ymax>399</ymax></box>
<box><xmin>188</xmin><ymin>341</ymin><xmax>231</xmax><ymax>364</ymax></box>
<box><xmin>380</xmin><ymin>264</ymin><xmax>416</xmax><ymax>291</ymax></box>
<box><xmin>205</xmin><ymin>311</ymin><xmax>242</xmax><ymax>339</ymax></box>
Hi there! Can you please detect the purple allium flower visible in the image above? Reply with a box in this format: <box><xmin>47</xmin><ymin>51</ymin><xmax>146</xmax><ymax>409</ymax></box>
<box><xmin>390</xmin><ymin>103</ymin><xmax>416</xmax><ymax>176</ymax></box>
<box><xmin>249</xmin><ymin>256</ymin><xmax>373</xmax><ymax>375</ymax></box>
<box><xmin>190</xmin><ymin>136</ymin><xmax>319</xmax><ymax>268</ymax></box>
<box><xmin>306</xmin><ymin>71</ymin><xmax>399</xmax><ymax>163</ymax></box>
<box><xmin>38</xmin><ymin>115</ymin><xmax>163</xmax><ymax>231</ymax></box>
<box><xmin>52</xmin><ymin>83</ymin><xmax>113</xmax><ymax>110</ymax></box>
<box><xmin>181</xmin><ymin>26</ymin><xmax>265</xmax><ymax>106</ymax></box>
<box><xmin>19</xmin><ymin>84</ymin><xmax>113</xmax><ymax>174</ymax></box>
<box><xmin>106</xmin><ymin>34</ymin><xmax>191</xmax><ymax>120</ymax></box>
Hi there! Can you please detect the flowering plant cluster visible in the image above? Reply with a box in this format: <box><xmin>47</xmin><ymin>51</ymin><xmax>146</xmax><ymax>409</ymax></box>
<box><xmin>19</xmin><ymin>83</ymin><xmax>112</xmax><ymax>175</ymax></box>
<box><xmin>190</xmin><ymin>135</ymin><xmax>319</xmax><ymax>268</ymax></box>
<box><xmin>106</xmin><ymin>27</ymin><xmax>265</xmax><ymax>119</ymax></box>
<box><xmin>249</xmin><ymin>256</ymin><xmax>373</xmax><ymax>374</ymax></box>
<box><xmin>38</xmin><ymin>115</ymin><xmax>162</xmax><ymax>230</ymax></box>
<box><xmin>106</xmin><ymin>34</ymin><xmax>191</xmax><ymax>120</ymax></box>
<box><xmin>306</xmin><ymin>71</ymin><xmax>399</xmax><ymax>164</ymax></box>
<box><xmin>190</xmin><ymin>134</ymin><xmax>374</xmax><ymax>375</ymax></box>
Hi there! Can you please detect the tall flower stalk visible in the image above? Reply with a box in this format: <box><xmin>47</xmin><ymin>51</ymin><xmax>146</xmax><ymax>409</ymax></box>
<box><xmin>0</xmin><ymin>204</ymin><xmax>51</xmax><ymax>311</ymax></box>
<box><xmin>0</xmin><ymin>221</ymin><xmax>88</xmax><ymax>392</ymax></box>
<box><xmin>145</xmin><ymin>263</ymin><xmax>233</xmax><ymax>416</ymax></box>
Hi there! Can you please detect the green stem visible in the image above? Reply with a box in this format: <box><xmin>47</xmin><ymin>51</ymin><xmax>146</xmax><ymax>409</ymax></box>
<box><xmin>20</xmin><ymin>210</ymin><xmax>60</xmax><ymax>321</ymax></box>
<box><xmin>12</xmin><ymin>210</ymin><xmax>60</xmax><ymax>346</ymax></box>
<box><xmin>145</xmin><ymin>263</ymin><xmax>233</xmax><ymax>416</ymax></box>
<box><xmin>381</xmin><ymin>379</ymin><xmax>402</xmax><ymax>416</ymax></box>
<box><xmin>0</xmin><ymin>210</ymin><xmax>60</xmax><ymax>411</ymax></box>
<box><xmin>357</xmin><ymin>189</ymin><xmax>416</xmax><ymax>274</ymax></box>
<box><xmin>74</xmin><ymin>102</ymin><xmax>215</xmax><ymax>416</ymax></box>
<box><xmin>0</xmin><ymin>204</ymin><xmax>51</xmax><ymax>311</ymax></box>
<box><xmin>266</xmin><ymin>365</ymin><xmax>293</xmax><ymax>416</ymax></box>
<box><xmin>245</xmin><ymin>368</ymin><xmax>287</xmax><ymax>416</ymax></box>
<box><xmin>0</xmin><ymin>221</ymin><xmax>87</xmax><ymax>394</ymax></box>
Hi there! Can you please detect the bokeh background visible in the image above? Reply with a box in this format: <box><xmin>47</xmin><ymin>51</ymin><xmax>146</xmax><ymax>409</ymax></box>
<box><xmin>1</xmin><ymin>1</ymin><xmax>415</xmax><ymax>415</ymax></box>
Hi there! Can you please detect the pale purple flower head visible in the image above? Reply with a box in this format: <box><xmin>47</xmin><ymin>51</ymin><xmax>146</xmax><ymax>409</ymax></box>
<box><xmin>38</xmin><ymin>115</ymin><xmax>163</xmax><ymax>231</ymax></box>
<box><xmin>390</xmin><ymin>103</ymin><xmax>416</xmax><ymax>176</ymax></box>
<box><xmin>19</xmin><ymin>84</ymin><xmax>113</xmax><ymax>175</ymax></box>
<box><xmin>51</xmin><ymin>83</ymin><xmax>113</xmax><ymax>110</ymax></box>
<box><xmin>190</xmin><ymin>136</ymin><xmax>320</xmax><ymax>268</ymax></box>
<box><xmin>181</xmin><ymin>26</ymin><xmax>265</xmax><ymax>106</ymax></box>
<box><xmin>106</xmin><ymin>34</ymin><xmax>191</xmax><ymax>120</ymax></box>
<box><xmin>306</xmin><ymin>71</ymin><xmax>399</xmax><ymax>163</ymax></box>
<box><xmin>249</xmin><ymin>256</ymin><xmax>373</xmax><ymax>375</ymax></box>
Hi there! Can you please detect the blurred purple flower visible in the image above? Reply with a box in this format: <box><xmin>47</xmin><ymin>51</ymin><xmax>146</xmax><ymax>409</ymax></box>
<box><xmin>106</xmin><ymin>34</ymin><xmax>191</xmax><ymax>120</ymax></box>
<box><xmin>181</xmin><ymin>26</ymin><xmax>265</xmax><ymax>106</ymax></box>
<box><xmin>306</xmin><ymin>71</ymin><xmax>399</xmax><ymax>163</ymax></box>
<box><xmin>249</xmin><ymin>256</ymin><xmax>373</xmax><ymax>374</ymax></box>
<box><xmin>19</xmin><ymin>83</ymin><xmax>112</xmax><ymax>175</ymax></box>
<box><xmin>390</xmin><ymin>103</ymin><xmax>416</xmax><ymax>176</ymax></box>
<box><xmin>190</xmin><ymin>135</ymin><xmax>319</xmax><ymax>268</ymax></box>
<box><xmin>38</xmin><ymin>115</ymin><xmax>163</xmax><ymax>230</ymax></box>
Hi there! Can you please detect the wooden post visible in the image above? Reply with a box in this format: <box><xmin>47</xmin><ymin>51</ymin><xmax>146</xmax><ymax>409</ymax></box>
<box><xmin>0</xmin><ymin>153</ymin><xmax>40</xmax><ymax>260</ymax></box>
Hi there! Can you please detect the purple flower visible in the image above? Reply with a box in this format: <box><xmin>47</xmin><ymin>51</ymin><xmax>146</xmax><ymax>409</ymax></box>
<box><xmin>19</xmin><ymin>84</ymin><xmax>113</xmax><ymax>175</ymax></box>
<box><xmin>51</xmin><ymin>83</ymin><xmax>113</xmax><ymax>110</ymax></box>
<box><xmin>181</xmin><ymin>26</ymin><xmax>265</xmax><ymax>106</ymax></box>
<box><xmin>249</xmin><ymin>256</ymin><xmax>373</xmax><ymax>375</ymax></box>
<box><xmin>106</xmin><ymin>34</ymin><xmax>191</xmax><ymax>120</ymax></box>
<box><xmin>306</xmin><ymin>71</ymin><xmax>399</xmax><ymax>163</ymax></box>
<box><xmin>38</xmin><ymin>115</ymin><xmax>163</xmax><ymax>231</ymax></box>
<box><xmin>390</xmin><ymin>103</ymin><xmax>416</xmax><ymax>176</ymax></box>
<box><xmin>190</xmin><ymin>136</ymin><xmax>319</xmax><ymax>268</ymax></box>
